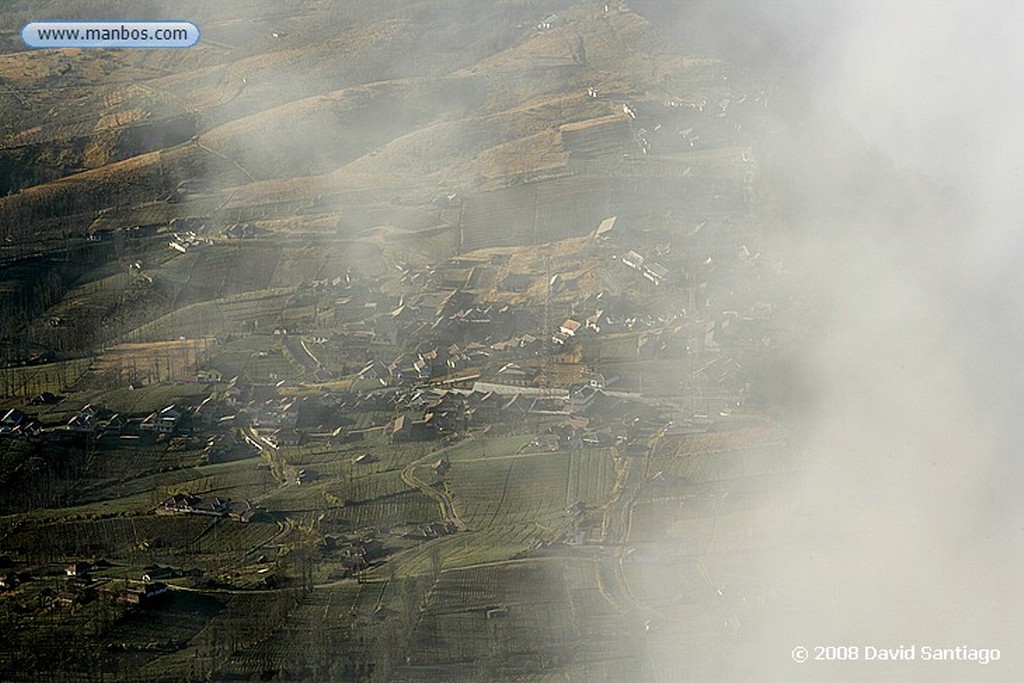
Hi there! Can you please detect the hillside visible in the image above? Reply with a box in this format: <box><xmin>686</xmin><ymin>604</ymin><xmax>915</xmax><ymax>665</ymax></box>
<box><xmin>0</xmin><ymin>2</ymin><xmax>829</xmax><ymax>682</ymax></box>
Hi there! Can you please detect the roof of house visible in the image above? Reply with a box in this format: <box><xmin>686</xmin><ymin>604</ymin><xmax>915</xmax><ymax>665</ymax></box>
<box><xmin>646</xmin><ymin>262</ymin><xmax>669</xmax><ymax>278</ymax></box>
<box><xmin>392</xmin><ymin>415</ymin><xmax>408</xmax><ymax>434</ymax></box>
<box><xmin>623</xmin><ymin>250</ymin><xmax>644</xmax><ymax>264</ymax></box>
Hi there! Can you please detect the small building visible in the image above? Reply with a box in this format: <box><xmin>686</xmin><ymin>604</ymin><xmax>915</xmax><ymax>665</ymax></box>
<box><xmin>274</xmin><ymin>429</ymin><xmax>304</xmax><ymax>447</ymax></box>
<box><xmin>1</xmin><ymin>409</ymin><xmax>26</xmax><ymax>428</ymax></box>
<box><xmin>228</xmin><ymin>502</ymin><xmax>260</xmax><ymax>523</ymax></box>
<box><xmin>142</xmin><ymin>566</ymin><xmax>175</xmax><ymax>582</ymax></box>
<box><xmin>358</xmin><ymin>360</ymin><xmax>391</xmax><ymax>383</ymax></box>
<box><xmin>622</xmin><ymin>251</ymin><xmax>645</xmax><ymax>270</ymax></box>
<box><xmin>29</xmin><ymin>391</ymin><xmax>60</xmax><ymax>406</ymax></box>
<box><xmin>196</xmin><ymin>369</ymin><xmax>223</xmax><ymax>383</ymax></box>
<box><xmin>68</xmin><ymin>405</ymin><xmax>105</xmax><ymax>433</ymax></box>
<box><xmin>123</xmin><ymin>582</ymin><xmax>169</xmax><ymax>605</ymax></box>
<box><xmin>496</xmin><ymin>362</ymin><xmax>536</xmax><ymax>383</ymax></box>
<box><xmin>66</xmin><ymin>562</ymin><xmax>92</xmax><ymax>577</ymax></box>
<box><xmin>642</xmin><ymin>262</ymin><xmax>670</xmax><ymax>285</ymax></box>
<box><xmin>559</xmin><ymin>319</ymin><xmax>582</xmax><ymax>337</ymax></box>
<box><xmin>139</xmin><ymin>405</ymin><xmax>182</xmax><ymax>434</ymax></box>
<box><xmin>537</xmin><ymin>13</ymin><xmax>560</xmax><ymax>29</ymax></box>
<box><xmin>158</xmin><ymin>493</ymin><xmax>230</xmax><ymax>517</ymax></box>
<box><xmin>500</xmin><ymin>394</ymin><xmax>528</xmax><ymax>423</ymax></box>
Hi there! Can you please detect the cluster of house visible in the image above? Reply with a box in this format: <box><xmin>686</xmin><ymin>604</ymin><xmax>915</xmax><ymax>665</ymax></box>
<box><xmin>389</xmin><ymin>390</ymin><xmax>469</xmax><ymax>442</ymax></box>
<box><xmin>204</xmin><ymin>432</ymin><xmax>259</xmax><ymax>464</ymax></box>
<box><xmin>621</xmin><ymin>249</ymin><xmax>671</xmax><ymax>286</ymax></box>
<box><xmin>168</xmin><ymin>230</ymin><xmax>210</xmax><ymax>253</ymax></box>
<box><xmin>63</xmin><ymin>403</ymin><xmax>182</xmax><ymax>437</ymax></box>
<box><xmin>403</xmin><ymin>522</ymin><xmax>458</xmax><ymax>541</ymax></box>
<box><xmin>325</xmin><ymin>536</ymin><xmax>386</xmax><ymax>579</ymax></box>
<box><xmin>1</xmin><ymin>408</ymin><xmax>39</xmax><ymax>437</ymax></box>
<box><xmin>0</xmin><ymin>402</ymin><xmax>197</xmax><ymax>445</ymax></box>
<box><xmin>536</xmin><ymin>12</ymin><xmax>560</xmax><ymax>30</ymax></box>
<box><xmin>378</xmin><ymin>375</ymin><xmax>663</xmax><ymax>447</ymax></box>
<box><xmin>221</xmin><ymin>222</ymin><xmax>258</xmax><ymax>239</ymax></box>
<box><xmin>13</xmin><ymin>561</ymin><xmax>178</xmax><ymax>607</ymax></box>
<box><xmin>157</xmin><ymin>492</ymin><xmax>260</xmax><ymax>522</ymax></box>
<box><xmin>356</xmin><ymin>331</ymin><xmax>544</xmax><ymax>387</ymax></box>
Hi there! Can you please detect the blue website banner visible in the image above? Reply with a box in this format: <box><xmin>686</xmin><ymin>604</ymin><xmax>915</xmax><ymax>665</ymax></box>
<box><xmin>22</xmin><ymin>21</ymin><xmax>199</xmax><ymax>48</ymax></box>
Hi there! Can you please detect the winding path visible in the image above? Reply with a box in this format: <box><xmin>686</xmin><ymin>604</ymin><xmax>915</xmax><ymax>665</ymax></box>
<box><xmin>400</xmin><ymin>446</ymin><xmax>467</xmax><ymax>531</ymax></box>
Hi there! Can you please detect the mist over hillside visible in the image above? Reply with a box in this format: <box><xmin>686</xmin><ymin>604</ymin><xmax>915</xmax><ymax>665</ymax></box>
<box><xmin>0</xmin><ymin>1</ymin><xmax>1019</xmax><ymax>681</ymax></box>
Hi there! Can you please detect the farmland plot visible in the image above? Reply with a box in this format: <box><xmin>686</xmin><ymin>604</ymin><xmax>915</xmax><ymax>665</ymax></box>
<box><xmin>163</xmin><ymin>244</ymin><xmax>282</xmax><ymax>306</ymax></box>
<box><xmin>132</xmin><ymin>288</ymin><xmax>293</xmax><ymax>340</ymax></box>
<box><xmin>91</xmin><ymin>338</ymin><xmax>211</xmax><ymax>384</ymax></box>
<box><xmin>342</xmin><ymin>490</ymin><xmax>439</xmax><ymax>530</ymax></box>
<box><xmin>655</xmin><ymin>443</ymin><xmax>794</xmax><ymax>484</ymax></box>
<box><xmin>652</xmin><ymin>426</ymin><xmax>787</xmax><ymax>462</ymax></box>
<box><xmin>210</xmin><ymin>335</ymin><xmax>303</xmax><ymax>382</ymax></box>
<box><xmin>264</xmin><ymin>462</ymin><xmax>440</xmax><ymax>531</ymax></box>
<box><xmin>565</xmin><ymin>448</ymin><xmax>616</xmax><ymax>506</ymax></box>
<box><xmin>442</xmin><ymin>434</ymin><xmax>535</xmax><ymax>463</ymax></box>
<box><xmin>406</xmin><ymin>560</ymin><xmax>576</xmax><ymax>668</ymax></box>
<box><xmin>449</xmin><ymin>449</ymin><xmax>615</xmax><ymax>530</ymax></box>
<box><xmin>38</xmin><ymin>381</ymin><xmax>211</xmax><ymax>422</ymax></box>
<box><xmin>74</xmin><ymin>445</ymin><xmax>207</xmax><ymax>503</ymax></box>
<box><xmin>2</xmin><ymin>513</ymin><xmax>214</xmax><ymax>562</ymax></box>
<box><xmin>0</xmin><ymin>357</ymin><xmax>92</xmax><ymax>399</ymax></box>
<box><xmin>192</xmin><ymin>518</ymin><xmax>280</xmax><ymax>554</ymax></box>
<box><xmin>136</xmin><ymin>589</ymin><xmax>305</xmax><ymax>682</ymax></box>
<box><xmin>324</xmin><ymin>468</ymin><xmax>417</xmax><ymax>505</ymax></box>
<box><xmin>223</xmin><ymin>584</ymin><xmax>394</xmax><ymax>681</ymax></box>
<box><xmin>613</xmin><ymin>424</ymin><xmax>801</xmax><ymax>681</ymax></box>
<box><xmin>100</xmin><ymin>591</ymin><xmax>227</xmax><ymax>674</ymax></box>
<box><xmin>105</xmin><ymin>592</ymin><xmax>226</xmax><ymax>641</ymax></box>
<box><xmin>180</xmin><ymin>459</ymin><xmax>277</xmax><ymax>500</ymax></box>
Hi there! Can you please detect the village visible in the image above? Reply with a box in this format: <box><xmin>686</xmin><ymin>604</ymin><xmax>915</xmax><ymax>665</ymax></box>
<box><xmin>0</xmin><ymin>2</ymin><xmax>809</xmax><ymax>679</ymax></box>
<box><xmin>0</xmin><ymin>192</ymin><xmax>783</xmax><ymax>617</ymax></box>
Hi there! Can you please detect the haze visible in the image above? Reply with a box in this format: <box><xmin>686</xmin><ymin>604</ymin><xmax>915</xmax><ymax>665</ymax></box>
<box><xmin>0</xmin><ymin>1</ymin><xmax>1019</xmax><ymax>681</ymax></box>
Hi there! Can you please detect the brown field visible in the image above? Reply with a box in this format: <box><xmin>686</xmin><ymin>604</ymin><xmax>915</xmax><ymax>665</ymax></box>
<box><xmin>91</xmin><ymin>338</ymin><xmax>214</xmax><ymax>385</ymax></box>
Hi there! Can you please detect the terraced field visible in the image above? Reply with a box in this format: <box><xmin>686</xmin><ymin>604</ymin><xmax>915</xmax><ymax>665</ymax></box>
<box><xmin>0</xmin><ymin>1</ymin><xmax>822</xmax><ymax>680</ymax></box>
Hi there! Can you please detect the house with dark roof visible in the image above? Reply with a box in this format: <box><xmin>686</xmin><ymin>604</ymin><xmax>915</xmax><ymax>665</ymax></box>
<box><xmin>274</xmin><ymin>429</ymin><xmax>305</xmax><ymax>447</ymax></box>
<box><xmin>121</xmin><ymin>582</ymin><xmax>169</xmax><ymax>604</ymax></box>
<box><xmin>68</xmin><ymin>405</ymin><xmax>105</xmax><ymax>433</ymax></box>
<box><xmin>158</xmin><ymin>493</ymin><xmax>230</xmax><ymax>517</ymax></box>
<box><xmin>66</xmin><ymin>562</ymin><xmax>92</xmax><ymax>577</ymax></box>
<box><xmin>1</xmin><ymin>409</ymin><xmax>25</xmax><ymax>429</ymax></box>
<box><xmin>358</xmin><ymin>360</ymin><xmax>391</xmax><ymax>384</ymax></box>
